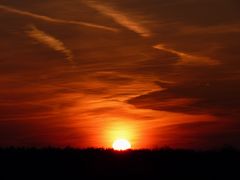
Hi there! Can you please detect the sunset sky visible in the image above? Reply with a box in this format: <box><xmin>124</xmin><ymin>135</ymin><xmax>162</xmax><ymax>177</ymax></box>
<box><xmin>0</xmin><ymin>0</ymin><xmax>240</xmax><ymax>149</ymax></box>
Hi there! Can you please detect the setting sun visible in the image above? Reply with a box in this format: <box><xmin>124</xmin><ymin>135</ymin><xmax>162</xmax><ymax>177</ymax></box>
<box><xmin>112</xmin><ymin>139</ymin><xmax>131</xmax><ymax>151</ymax></box>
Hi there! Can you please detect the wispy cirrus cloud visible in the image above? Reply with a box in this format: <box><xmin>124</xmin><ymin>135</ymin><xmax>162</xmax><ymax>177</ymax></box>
<box><xmin>153</xmin><ymin>44</ymin><xmax>219</xmax><ymax>66</ymax></box>
<box><xmin>84</xmin><ymin>1</ymin><xmax>151</xmax><ymax>37</ymax></box>
<box><xmin>26</xmin><ymin>26</ymin><xmax>73</xmax><ymax>64</ymax></box>
<box><xmin>0</xmin><ymin>4</ymin><xmax>118</xmax><ymax>32</ymax></box>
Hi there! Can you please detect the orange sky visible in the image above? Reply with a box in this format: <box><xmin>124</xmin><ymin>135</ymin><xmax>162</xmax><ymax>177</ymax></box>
<box><xmin>0</xmin><ymin>0</ymin><xmax>240</xmax><ymax>149</ymax></box>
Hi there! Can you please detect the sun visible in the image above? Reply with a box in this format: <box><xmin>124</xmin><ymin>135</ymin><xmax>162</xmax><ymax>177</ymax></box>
<box><xmin>112</xmin><ymin>139</ymin><xmax>131</xmax><ymax>151</ymax></box>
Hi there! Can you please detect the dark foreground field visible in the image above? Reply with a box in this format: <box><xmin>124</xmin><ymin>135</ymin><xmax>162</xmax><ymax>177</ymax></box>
<box><xmin>0</xmin><ymin>147</ymin><xmax>239</xmax><ymax>179</ymax></box>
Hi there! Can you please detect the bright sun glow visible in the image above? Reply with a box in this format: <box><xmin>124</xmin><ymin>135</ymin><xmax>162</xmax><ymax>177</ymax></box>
<box><xmin>112</xmin><ymin>139</ymin><xmax>131</xmax><ymax>151</ymax></box>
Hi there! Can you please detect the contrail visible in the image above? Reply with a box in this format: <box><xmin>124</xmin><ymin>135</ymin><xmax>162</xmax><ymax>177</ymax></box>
<box><xmin>153</xmin><ymin>44</ymin><xmax>219</xmax><ymax>65</ymax></box>
<box><xmin>26</xmin><ymin>26</ymin><xmax>74</xmax><ymax>64</ymax></box>
<box><xmin>0</xmin><ymin>4</ymin><xmax>118</xmax><ymax>32</ymax></box>
<box><xmin>84</xmin><ymin>1</ymin><xmax>151</xmax><ymax>37</ymax></box>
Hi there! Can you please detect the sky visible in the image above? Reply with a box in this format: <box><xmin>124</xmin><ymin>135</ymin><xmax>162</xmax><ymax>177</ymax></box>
<box><xmin>0</xmin><ymin>0</ymin><xmax>240</xmax><ymax>149</ymax></box>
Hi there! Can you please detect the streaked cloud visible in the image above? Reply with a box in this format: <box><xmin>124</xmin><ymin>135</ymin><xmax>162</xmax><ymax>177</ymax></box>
<box><xmin>128</xmin><ymin>80</ymin><xmax>240</xmax><ymax>116</ymax></box>
<box><xmin>26</xmin><ymin>26</ymin><xmax>73</xmax><ymax>64</ymax></box>
<box><xmin>84</xmin><ymin>1</ymin><xmax>151</xmax><ymax>37</ymax></box>
<box><xmin>0</xmin><ymin>4</ymin><xmax>118</xmax><ymax>32</ymax></box>
<box><xmin>153</xmin><ymin>44</ymin><xmax>219</xmax><ymax>66</ymax></box>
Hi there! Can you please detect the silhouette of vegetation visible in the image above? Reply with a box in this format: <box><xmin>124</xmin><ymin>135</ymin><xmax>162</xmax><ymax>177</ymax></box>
<box><xmin>0</xmin><ymin>147</ymin><xmax>239</xmax><ymax>179</ymax></box>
